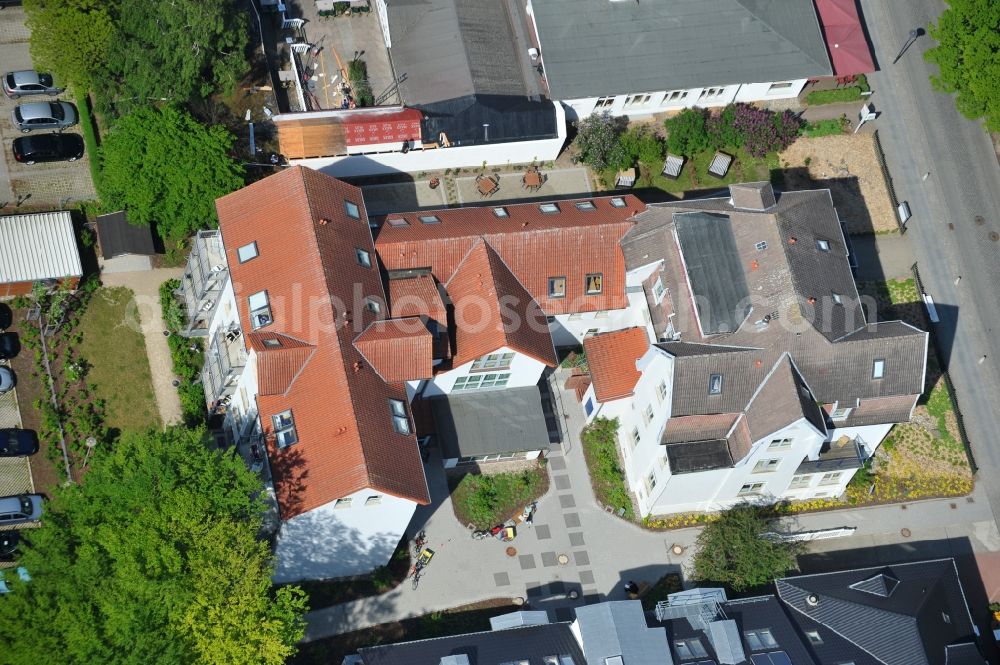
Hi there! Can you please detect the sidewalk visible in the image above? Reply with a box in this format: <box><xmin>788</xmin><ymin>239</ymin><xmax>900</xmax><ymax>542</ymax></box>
<box><xmin>100</xmin><ymin>268</ymin><xmax>185</xmax><ymax>426</ymax></box>
<box><xmin>302</xmin><ymin>372</ymin><xmax>1000</xmax><ymax>642</ymax></box>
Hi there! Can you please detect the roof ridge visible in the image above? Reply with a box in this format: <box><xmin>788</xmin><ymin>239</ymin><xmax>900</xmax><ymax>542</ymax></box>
<box><xmin>740</xmin><ymin>352</ymin><xmax>790</xmax><ymax>413</ymax></box>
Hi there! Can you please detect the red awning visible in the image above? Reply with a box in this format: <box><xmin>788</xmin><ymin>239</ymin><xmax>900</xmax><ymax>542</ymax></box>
<box><xmin>342</xmin><ymin>108</ymin><xmax>423</xmax><ymax>147</ymax></box>
<box><xmin>814</xmin><ymin>0</ymin><xmax>875</xmax><ymax>76</ymax></box>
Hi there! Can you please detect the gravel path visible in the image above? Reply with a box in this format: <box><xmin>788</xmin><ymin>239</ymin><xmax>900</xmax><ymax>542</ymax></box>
<box><xmin>100</xmin><ymin>269</ymin><xmax>185</xmax><ymax>427</ymax></box>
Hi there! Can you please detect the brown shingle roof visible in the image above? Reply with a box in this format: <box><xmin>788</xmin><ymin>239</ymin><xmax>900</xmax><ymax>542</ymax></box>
<box><xmin>354</xmin><ymin>318</ymin><xmax>434</xmax><ymax>383</ymax></box>
<box><xmin>583</xmin><ymin>327</ymin><xmax>649</xmax><ymax>402</ymax></box>
<box><xmin>661</xmin><ymin>413</ymin><xmax>740</xmax><ymax>444</ymax></box>
<box><xmin>445</xmin><ymin>240</ymin><xmax>557</xmax><ymax>368</ymax></box>
<box><xmin>375</xmin><ymin>195</ymin><xmax>642</xmax><ymax>315</ymax></box>
<box><xmin>216</xmin><ymin>166</ymin><xmax>429</xmax><ymax>519</ymax></box>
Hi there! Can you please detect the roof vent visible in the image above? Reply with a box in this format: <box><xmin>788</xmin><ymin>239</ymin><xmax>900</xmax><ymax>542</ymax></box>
<box><xmin>754</xmin><ymin>359</ymin><xmax>762</xmax><ymax>368</ymax></box>
<box><xmin>750</xmin><ymin>259</ymin><xmax>759</xmax><ymax>271</ymax></box>
<box><xmin>788</xmin><ymin>237</ymin><xmax>797</xmax><ymax>245</ymax></box>
<box><xmin>318</xmin><ymin>218</ymin><xmax>329</xmax><ymax>226</ymax></box>
<box><xmin>807</xmin><ymin>297</ymin><xmax>816</xmax><ymax>305</ymax></box>
<box><xmin>806</xmin><ymin>593</ymin><xmax>820</xmax><ymax>607</ymax></box>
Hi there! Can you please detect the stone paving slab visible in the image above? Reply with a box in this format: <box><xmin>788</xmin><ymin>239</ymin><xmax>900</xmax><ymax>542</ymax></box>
<box><xmin>553</xmin><ymin>474</ymin><xmax>571</xmax><ymax>490</ymax></box>
<box><xmin>454</xmin><ymin>168</ymin><xmax>591</xmax><ymax>207</ymax></box>
<box><xmin>360</xmin><ymin>181</ymin><xmax>448</xmax><ymax>216</ymax></box>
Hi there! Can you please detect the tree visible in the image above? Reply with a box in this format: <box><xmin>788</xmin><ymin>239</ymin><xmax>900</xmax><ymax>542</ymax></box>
<box><xmin>99</xmin><ymin>105</ymin><xmax>244</xmax><ymax>240</ymax></box>
<box><xmin>925</xmin><ymin>0</ymin><xmax>1000</xmax><ymax>131</ymax></box>
<box><xmin>664</xmin><ymin>108</ymin><xmax>711</xmax><ymax>156</ymax></box>
<box><xmin>23</xmin><ymin>0</ymin><xmax>116</xmax><ymax>90</ymax></box>
<box><xmin>107</xmin><ymin>0</ymin><xmax>248</xmax><ymax>110</ymax></box>
<box><xmin>574</xmin><ymin>112</ymin><xmax>628</xmax><ymax>170</ymax></box>
<box><xmin>689</xmin><ymin>503</ymin><xmax>802</xmax><ymax>592</ymax></box>
<box><xmin>0</xmin><ymin>427</ymin><xmax>307</xmax><ymax>665</ymax></box>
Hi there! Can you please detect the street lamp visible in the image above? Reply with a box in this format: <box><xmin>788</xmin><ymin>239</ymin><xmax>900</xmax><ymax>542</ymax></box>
<box><xmin>81</xmin><ymin>436</ymin><xmax>98</xmax><ymax>472</ymax></box>
<box><xmin>892</xmin><ymin>28</ymin><xmax>922</xmax><ymax>65</ymax></box>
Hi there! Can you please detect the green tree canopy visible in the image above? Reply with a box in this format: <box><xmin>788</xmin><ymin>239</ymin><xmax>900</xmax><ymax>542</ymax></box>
<box><xmin>23</xmin><ymin>0</ymin><xmax>116</xmax><ymax>90</ymax></box>
<box><xmin>574</xmin><ymin>112</ymin><xmax>628</xmax><ymax>171</ymax></box>
<box><xmin>0</xmin><ymin>427</ymin><xmax>306</xmax><ymax>665</ymax></box>
<box><xmin>925</xmin><ymin>0</ymin><xmax>1000</xmax><ymax>131</ymax></box>
<box><xmin>107</xmin><ymin>0</ymin><xmax>248</xmax><ymax>111</ymax></box>
<box><xmin>689</xmin><ymin>503</ymin><xmax>803</xmax><ymax>592</ymax></box>
<box><xmin>99</xmin><ymin>105</ymin><xmax>244</xmax><ymax>240</ymax></box>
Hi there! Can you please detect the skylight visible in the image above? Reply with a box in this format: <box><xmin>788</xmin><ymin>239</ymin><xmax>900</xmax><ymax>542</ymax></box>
<box><xmin>539</xmin><ymin>203</ymin><xmax>560</xmax><ymax>214</ymax></box>
<box><xmin>492</xmin><ymin>207</ymin><xmax>508</xmax><ymax>217</ymax></box>
<box><xmin>575</xmin><ymin>201</ymin><xmax>596</xmax><ymax>211</ymax></box>
<box><xmin>816</xmin><ymin>238</ymin><xmax>831</xmax><ymax>252</ymax></box>
<box><xmin>418</xmin><ymin>215</ymin><xmax>440</xmax><ymax>224</ymax></box>
<box><xmin>609</xmin><ymin>197</ymin><xmax>627</xmax><ymax>208</ymax></box>
<box><xmin>709</xmin><ymin>373</ymin><xmax>723</xmax><ymax>395</ymax></box>
<box><xmin>387</xmin><ymin>217</ymin><xmax>408</xmax><ymax>227</ymax></box>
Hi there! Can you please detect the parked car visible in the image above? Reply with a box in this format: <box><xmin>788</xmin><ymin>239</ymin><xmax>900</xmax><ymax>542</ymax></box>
<box><xmin>0</xmin><ymin>530</ymin><xmax>19</xmax><ymax>560</ymax></box>
<box><xmin>0</xmin><ymin>366</ymin><xmax>14</xmax><ymax>393</ymax></box>
<box><xmin>12</xmin><ymin>133</ymin><xmax>83</xmax><ymax>165</ymax></box>
<box><xmin>0</xmin><ymin>429</ymin><xmax>38</xmax><ymax>457</ymax></box>
<box><xmin>0</xmin><ymin>303</ymin><xmax>10</xmax><ymax>330</ymax></box>
<box><xmin>0</xmin><ymin>567</ymin><xmax>31</xmax><ymax>594</ymax></box>
<box><xmin>11</xmin><ymin>101</ymin><xmax>77</xmax><ymax>133</ymax></box>
<box><xmin>0</xmin><ymin>332</ymin><xmax>19</xmax><ymax>359</ymax></box>
<box><xmin>2</xmin><ymin>70</ymin><xmax>62</xmax><ymax>99</ymax></box>
<box><xmin>0</xmin><ymin>494</ymin><xmax>42</xmax><ymax>525</ymax></box>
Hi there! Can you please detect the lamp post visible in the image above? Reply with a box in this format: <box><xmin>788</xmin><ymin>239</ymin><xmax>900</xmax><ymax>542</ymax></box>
<box><xmin>892</xmin><ymin>29</ymin><xmax>921</xmax><ymax>65</ymax></box>
<box><xmin>81</xmin><ymin>436</ymin><xmax>98</xmax><ymax>472</ymax></box>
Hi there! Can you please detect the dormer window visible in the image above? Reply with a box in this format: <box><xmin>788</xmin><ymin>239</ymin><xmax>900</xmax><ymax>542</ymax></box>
<box><xmin>816</xmin><ymin>238</ymin><xmax>831</xmax><ymax>252</ymax></box>
<box><xmin>585</xmin><ymin>273</ymin><xmax>603</xmax><ymax>295</ymax></box>
<box><xmin>709</xmin><ymin>373</ymin><xmax>723</xmax><ymax>395</ymax></box>
<box><xmin>344</xmin><ymin>200</ymin><xmax>361</xmax><ymax>219</ymax></box>
<box><xmin>272</xmin><ymin>410</ymin><xmax>298</xmax><ymax>448</ymax></box>
<box><xmin>389</xmin><ymin>399</ymin><xmax>410</xmax><ymax>434</ymax></box>
<box><xmin>355</xmin><ymin>248</ymin><xmax>372</xmax><ymax>268</ymax></box>
<box><xmin>263</xmin><ymin>338</ymin><xmax>282</xmax><ymax>348</ymax></box>
<box><xmin>248</xmin><ymin>291</ymin><xmax>272</xmax><ymax>329</ymax></box>
<box><xmin>237</xmin><ymin>241</ymin><xmax>258</xmax><ymax>263</ymax></box>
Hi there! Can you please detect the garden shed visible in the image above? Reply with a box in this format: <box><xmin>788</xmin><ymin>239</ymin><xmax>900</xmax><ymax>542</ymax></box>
<box><xmin>96</xmin><ymin>210</ymin><xmax>157</xmax><ymax>273</ymax></box>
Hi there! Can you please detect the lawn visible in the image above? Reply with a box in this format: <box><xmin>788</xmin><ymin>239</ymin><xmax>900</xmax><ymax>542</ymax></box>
<box><xmin>600</xmin><ymin>148</ymin><xmax>779</xmax><ymax>197</ymax></box>
<box><xmin>450</xmin><ymin>466</ymin><xmax>548</xmax><ymax>530</ymax></box>
<box><xmin>805</xmin><ymin>86</ymin><xmax>867</xmax><ymax>105</ymax></box>
<box><xmin>581</xmin><ymin>417</ymin><xmax>634</xmax><ymax>520</ymax></box>
<box><xmin>77</xmin><ymin>287</ymin><xmax>160</xmax><ymax>433</ymax></box>
<box><xmin>289</xmin><ymin>599</ymin><xmax>518</xmax><ymax>665</ymax></box>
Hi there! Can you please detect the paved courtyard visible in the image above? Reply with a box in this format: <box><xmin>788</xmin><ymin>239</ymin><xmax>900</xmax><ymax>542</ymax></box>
<box><xmin>303</xmin><ymin>367</ymin><xmax>1000</xmax><ymax>642</ymax></box>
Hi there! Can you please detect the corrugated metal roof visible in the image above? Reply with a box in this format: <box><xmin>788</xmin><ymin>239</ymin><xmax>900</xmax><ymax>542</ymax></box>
<box><xmin>0</xmin><ymin>211</ymin><xmax>82</xmax><ymax>283</ymax></box>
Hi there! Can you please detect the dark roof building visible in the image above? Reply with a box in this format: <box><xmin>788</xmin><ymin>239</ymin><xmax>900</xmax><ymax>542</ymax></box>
<box><xmin>431</xmin><ymin>386</ymin><xmax>552</xmax><ymax>460</ymax></box>
<box><xmin>96</xmin><ymin>211</ymin><xmax>157</xmax><ymax>259</ymax></box>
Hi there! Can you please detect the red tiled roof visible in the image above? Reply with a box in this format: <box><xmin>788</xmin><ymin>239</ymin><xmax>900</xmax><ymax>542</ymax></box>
<box><xmin>387</xmin><ymin>274</ymin><xmax>447</xmax><ymax>322</ymax></box>
<box><xmin>256</xmin><ymin>344</ymin><xmax>317</xmax><ymax>396</ymax></box>
<box><xmin>445</xmin><ymin>240</ymin><xmax>557</xmax><ymax>368</ymax></box>
<box><xmin>375</xmin><ymin>195</ymin><xmax>643</xmax><ymax>315</ymax></box>
<box><xmin>814</xmin><ymin>0</ymin><xmax>876</xmax><ymax>76</ymax></box>
<box><xmin>354</xmin><ymin>318</ymin><xmax>434</xmax><ymax>383</ymax></box>
<box><xmin>216</xmin><ymin>166</ymin><xmax>430</xmax><ymax>519</ymax></box>
<box><xmin>583</xmin><ymin>327</ymin><xmax>650</xmax><ymax>402</ymax></box>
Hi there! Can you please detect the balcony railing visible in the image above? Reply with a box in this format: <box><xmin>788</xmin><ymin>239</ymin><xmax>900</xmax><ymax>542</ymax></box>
<box><xmin>179</xmin><ymin>230</ymin><xmax>228</xmax><ymax>337</ymax></box>
<box><xmin>202</xmin><ymin>326</ymin><xmax>247</xmax><ymax>407</ymax></box>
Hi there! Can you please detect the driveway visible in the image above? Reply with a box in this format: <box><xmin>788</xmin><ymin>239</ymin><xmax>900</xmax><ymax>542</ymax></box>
<box><xmin>0</xmin><ymin>5</ymin><xmax>95</xmax><ymax>208</ymax></box>
<box><xmin>858</xmin><ymin>0</ymin><xmax>1000</xmax><ymax>533</ymax></box>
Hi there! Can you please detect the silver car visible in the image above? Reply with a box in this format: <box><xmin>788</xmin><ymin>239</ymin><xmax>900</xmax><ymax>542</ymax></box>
<box><xmin>2</xmin><ymin>70</ymin><xmax>62</xmax><ymax>99</ymax></box>
<box><xmin>0</xmin><ymin>494</ymin><xmax>43</xmax><ymax>525</ymax></box>
<box><xmin>11</xmin><ymin>101</ymin><xmax>77</xmax><ymax>133</ymax></box>
<box><xmin>0</xmin><ymin>366</ymin><xmax>13</xmax><ymax>393</ymax></box>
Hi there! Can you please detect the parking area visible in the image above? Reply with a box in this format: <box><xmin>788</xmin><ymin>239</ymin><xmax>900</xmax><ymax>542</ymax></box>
<box><xmin>0</xmin><ymin>5</ymin><xmax>96</xmax><ymax>208</ymax></box>
<box><xmin>0</xmin><ymin>359</ymin><xmax>33</xmax><ymax>529</ymax></box>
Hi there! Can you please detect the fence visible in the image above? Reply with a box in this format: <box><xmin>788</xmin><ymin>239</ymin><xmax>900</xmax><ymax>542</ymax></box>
<box><xmin>871</xmin><ymin>129</ymin><xmax>905</xmax><ymax>233</ymax></box>
<box><xmin>911</xmin><ymin>262</ymin><xmax>979</xmax><ymax>474</ymax></box>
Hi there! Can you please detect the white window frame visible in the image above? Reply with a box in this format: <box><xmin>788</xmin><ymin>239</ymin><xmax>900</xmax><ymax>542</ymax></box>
<box><xmin>738</xmin><ymin>482</ymin><xmax>765</xmax><ymax>496</ymax></box>
<box><xmin>237</xmin><ymin>241</ymin><xmax>259</xmax><ymax>263</ymax></box>
<box><xmin>830</xmin><ymin>405</ymin><xmax>853</xmax><ymax>421</ymax></box>
<box><xmin>471</xmin><ymin>352</ymin><xmax>515</xmax><ymax>371</ymax></box>
<box><xmin>334</xmin><ymin>498</ymin><xmax>353</xmax><ymax>509</ymax></box>
<box><xmin>789</xmin><ymin>474</ymin><xmax>812</xmax><ymax>489</ymax></box>
<box><xmin>819</xmin><ymin>471</ymin><xmax>843</xmax><ymax>486</ymax></box>
<box><xmin>768</xmin><ymin>81</ymin><xmax>794</xmax><ymax>93</ymax></box>
<box><xmin>768</xmin><ymin>438</ymin><xmax>793</xmax><ymax>450</ymax></box>
<box><xmin>656</xmin><ymin>380</ymin><xmax>668</xmax><ymax>403</ymax></box>
<box><xmin>644</xmin><ymin>469</ymin><xmax>657</xmax><ymax>493</ymax></box>
<box><xmin>873</xmin><ymin>358</ymin><xmax>885</xmax><ymax>379</ymax></box>
<box><xmin>643</xmin><ymin>404</ymin><xmax>654</xmax><ymax>425</ymax></box>
<box><xmin>630</xmin><ymin>427</ymin><xmax>640</xmax><ymax>449</ymax></box>
<box><xmin>806</xmin><ymin>630</ymin><xmax>823</xmax><ymax>645</ymax></box>
<box><xmin>365</xmin><ymin>495</ymin><xmax>382</xmax><ymax>506</ymax></box>
<box><xmin>453</xmin><ymin>373</ymin><xmax>510</xmax><ymax>391</ymax></box>
<box><xmin>248</xmin><ymin>290</ymin><xmax>272</xmax><ymax>329</ymax></box>
<box><xmin>816</xmin><ymin>238</ymin><xmax>831</xmax><ymax>252</ymax></box>
<box><xmin>752</xmin><ymin>458</ymin><xmax>781</xmax><ymax>474</ymax></box>
<box><xmin>595</xmin><ymin>96</ymin><xmax>615</xmax><ymax>109</ymax></box>
<box><xmin>272</xmin><ymin>409</ymin><xmax>298</xmax><ymax>448</ymax></box>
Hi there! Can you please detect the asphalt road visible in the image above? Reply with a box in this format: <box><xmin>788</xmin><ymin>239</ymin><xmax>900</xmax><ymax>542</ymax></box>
<box><xmin>859</xmin><ymin>0</ymin><xmax>1000</xmax><ymax>529</ymax></box>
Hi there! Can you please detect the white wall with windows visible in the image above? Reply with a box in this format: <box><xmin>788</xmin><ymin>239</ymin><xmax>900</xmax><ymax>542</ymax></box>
<box><xmin>560</xmin><ymin>79</ymin><xmax>808</xmax><ymax>121</ymax></box>
<box><xmin>550</xmin><ymin>290</ymin><xmax>654</xmax><ymax>349</ymax></box>
<box><xmin>417</xmin><ymin>347</ymin><xmax>549</xmax><ymax>398</ymax></box>
<box><xmin>272</xmin><ymin>488</ymin><xmax>417</xmax><ymax>582</ymax></box>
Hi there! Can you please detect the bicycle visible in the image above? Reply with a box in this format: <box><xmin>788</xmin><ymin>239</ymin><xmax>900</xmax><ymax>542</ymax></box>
<box><xmin>471</xmin><ymin>529</ymin><xmax>491</xmax><ymax>540</ymax></box>
<box><xmin>411</xmin><ymin>567</ymin><xmax>423</xmax><ymax>590</ymax></box>
<box><xmin>411</xmin><ymin>530</ymin><xmax>427</xmax><ymax>553</ymax></box>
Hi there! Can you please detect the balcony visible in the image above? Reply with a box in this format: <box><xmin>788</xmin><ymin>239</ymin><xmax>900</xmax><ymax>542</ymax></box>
<box><xmin>202</xmin><ymin>326</ymin><xmax>247</xmax><ymax>408</ymax></box>
<box><xmin>179</xmin><ymin>230</ymin><xmax>228</xmax><ymax>337</ymax></box>
<box><xmin>794</xmin><ymin>436</ymin><xmax>864</xmax><ymax>476</ymax></box>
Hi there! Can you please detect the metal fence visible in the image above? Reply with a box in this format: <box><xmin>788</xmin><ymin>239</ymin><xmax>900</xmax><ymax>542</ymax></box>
<box><xmin>911</xmin><ymin>262</ymin><xmax>978</xmax><ymax>474</ymax></box>
<box><xmin>871</xmin><ymin>129</ymin><xmax>905</xmax><ymax>233</ymax></box>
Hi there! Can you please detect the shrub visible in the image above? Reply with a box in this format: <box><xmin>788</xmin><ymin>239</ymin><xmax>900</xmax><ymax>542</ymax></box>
<box><xmin>348</xmin><ymin>59</ymin><xmax>374</xmax><ymax>107</ymax></box>
<box><xmin>706</xmin><ymin>103</ymin><xmax>742</xmax><ymax>150</ymax></box>
<box><xmin>805</xmin><ymin>86</ymin><xmax>865</xmax><ymax>105</ymax></box>
<box><xmin>581</xmin><ymin>417</ymin><xmax>633</xmax><ymax>519</ymax></box>
<box><xmin>732</xmin><ymin>104</ymin><xmax>802</xmax><ymax>157</ymax></box>
<box><xmin>159</xmin><ymin>278</ymin><xmax>185</xmax><ymax>333</ymax></box>
<box><xmin>574</xmin><ymin>112</ymin><xmax>628</xmax><ymax>170</ymax></box>
<box><xmin>452</xmin><ymin>468</ymin><xmax>546</xmax><ymax>529</ymax></box>
<box><xmin>664</xmin><ymin>108</ymin><xmax>710</xmax><ymax>156</ymax></box>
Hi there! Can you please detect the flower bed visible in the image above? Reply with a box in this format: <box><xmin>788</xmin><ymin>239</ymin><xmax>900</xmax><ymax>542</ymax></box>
<box><xmin>450</xmin><ymin>465</ymin><xmax>548</xmax><ymax>530</ymax></box>
<box><xmin>581</xmin><ymin>417</ymin><xmax>634</xmax><ymax>520</ymax></box>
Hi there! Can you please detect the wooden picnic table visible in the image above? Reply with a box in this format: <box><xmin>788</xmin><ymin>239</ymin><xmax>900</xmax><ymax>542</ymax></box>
<box><xmin>523</xmin><ymin>169</ymin><xmax>543</xmax><ymax>190</ymax></box>
<box><xmin>477</xmin><ymin>174</ymin><xmax>499</xmax><ymax>197</ymax></box>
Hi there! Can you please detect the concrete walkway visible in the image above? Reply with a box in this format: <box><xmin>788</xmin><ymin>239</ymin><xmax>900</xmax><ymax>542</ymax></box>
<box><xmin>850</xmin><ymin>232</ymin><xmax>915</xmax><ymax>281</ymax></box>
<box><xmin>302</xmin><ymin>370</ymin><xmax>1000</xmax><ymax>642</ymax></box>
<box><xmin>100</xmin><ymin>268</ymin><xmax>185</xmax><ymax>427</ymax></box>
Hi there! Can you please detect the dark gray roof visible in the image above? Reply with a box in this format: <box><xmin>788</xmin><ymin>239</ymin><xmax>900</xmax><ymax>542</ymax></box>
<box><xmin>96</xmin><ymin>210</ymin><xmax>156</xmax><ymax>258</ymax></box>
<box><xmin>673</xmin><ymin>211</ymin><xmax>752</xmax><ymax>335</ymax></box>
<box><xmin>658</xmin><ymin>342</ymin><xmax>763</xmax><ymax>416</ymax></box>
<box><xmin>358</xmin><ymin>621</ymin><xmax>586</xmax><ymax>665</ymax></box>
<box><xmin>776</xmin><ymin>559</ymin><xmax>980</xmax><ymax>665</ymax></box>
<box><xmin>794</xmin><ymin>436</ymin><xmax>862</xmax><ymax>474</ymax></box>
<box><xmin>388</xmin><ymin>0</ymin><xmax>529</xmax><ymax>106</ymax></box>
<box><xmin>417</xmin><ymin>95</ymin><xmax>559</xmax><ymax>145</ymax></box>
<box><xmin>431</xmin><ymin>386</ymin><xmax>550</xmax><ymax>458</ymax></box>
<box><xmin>665</xmin><ymin>439</ymin><xmax>734</xmax><ymax>473</ymax></box>
<box><xmin>731</xmin><ymin>181</ymin><xmax>777</xmax><ymax>211</ymax></box>
<box><xmin>574</xmin><ymin>601</ymin><xmax>673</xmax><ymax>665</ymax></box>
<box><xmin>530</xmin><ymin>0</ymin><xmax>832</xmax><ymax>100</ymax></box>
<box><xmin>745</xmin><ymin>355</ymin><xmax>826</xmax><ymax>441</ymax></box>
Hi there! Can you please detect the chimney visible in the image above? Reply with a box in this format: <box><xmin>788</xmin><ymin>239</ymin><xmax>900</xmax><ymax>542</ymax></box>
<box><xmin>788</xmin><ymin>237</ymin><xmax>797</xmax><ymax>245</ymax></box>
<box><xmin>754</xmin><ymin>359</ymin><xmax>762</xmax><ymax>368</ymax></box>
<box><xmin>318</xmin><ymin>218</ymin><xmax>329</xmax><ymax>226</ymax></box>
<box><xmin>750</xmin><ymin>259</ymin><xmax>759</xmax><ymax>271</ymax></box>
<box><xmin>807</xmin><ymin>297</ymin><xmax>816</xmax><ymax>305</ymax></box>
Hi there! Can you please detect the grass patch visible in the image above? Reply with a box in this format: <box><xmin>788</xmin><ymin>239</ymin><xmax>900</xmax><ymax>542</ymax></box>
<box><xmin>77</xmin><ymin>287</ymin><xmax>160</xmax><ymax>433</ymax></box>
<box><xmin>805</xmin><ymin>86</ymin><xmax>867</xmax><ymax>105</ymax></box>
<box><xmin>605</xmin><ymin>148</ymin><xmax>779</xmax><ymax>197</ymax></box>
<box><xmin>451</xmin><ymin>466</ymin><xmax>548</xmax><ymax>529</ymax></box>
<box><xmin>289</xmin><ymin>599</ymin><xmax>517</xmax><ymax>665</ymax></box>
<box><xmin>800</xmin><ymin>116</ymin><xmax>850</xmax><ymax>138</ymax></box>
<box><xmin>926</xmin><ymin>379</ymin><xmax>958</xmax><ymax>445</ymax></box>
<box><xmin>640</xmin><ymin>573</ymin><xmax>683</xmax><ymax>610</ymax></box>
<box><xmin>278</xmin><ymin>539</ymin><xmax>411</xmax><ymax>612</ymax></box>
<box><xmin>74</xmin><ymin>89</ymin><xmax>102</xmax><ymax>192</ymax></box>
<box><xmin>581</xmin><ymin>417</ymin><xmax>634</xmax><ymax>520</ymax></box>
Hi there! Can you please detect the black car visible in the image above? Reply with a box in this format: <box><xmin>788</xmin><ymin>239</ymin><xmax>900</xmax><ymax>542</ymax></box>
<box><xmin>0</xmin><ymin>332</ymin><xmax>18</xmax><ymax>360</ymax></box>
<box><xmin>0</xmin><ymin>303</ymin><xmax>10</xmax><ymax>330</ymax></box>
<box><xmin>0</xmin><ymin>531</ymin><xmax>19</xmax><ymax>561</ymax></box>
<box><xmin>0</xmin><ymin>429</ymin><xmax>38</xmax><ymax>457</ymax></box>
<box><xmin>12</xmin><ymin>132</ymin><xmax>83</xmax><ymax>165</ymax></box>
